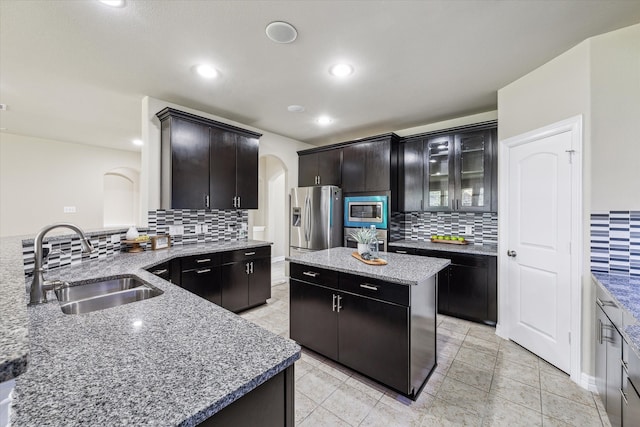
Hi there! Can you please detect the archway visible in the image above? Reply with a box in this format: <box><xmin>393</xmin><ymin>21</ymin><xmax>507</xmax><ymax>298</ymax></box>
<box><xmin>103</xmin><ymin>167</ymin><xmax>140</xmax><ymax>228</ymax></box>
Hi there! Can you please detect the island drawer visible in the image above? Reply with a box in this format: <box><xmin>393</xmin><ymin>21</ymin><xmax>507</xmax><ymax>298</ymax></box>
<box><xmin>222</xmin><ymin>246</ymin><xmax>271</xmax><ymax>263</ymax></box>
<box><xmin>181</xmin><ymin>253</ymin><xmax>221</xmax><ymax>271</ymax></box>
<box><xmin>290</xmin><ymin>263</ymin><xmax>338</xmax><ymax>288</ymax></box>
<box><xmin>339</xmin><ymin>273</ymin><xmax>410</xmax><ymax>306</ymax></box>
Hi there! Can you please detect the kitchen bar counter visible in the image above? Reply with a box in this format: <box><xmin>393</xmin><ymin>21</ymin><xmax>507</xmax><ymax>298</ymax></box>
<box><xmin>389</xmin><ymin>239</ymin><xmax>498</xmax><ymax>256</ymax></box>
<box><xmin>1</xmin><ymin>238</ymin><xmax>300</xmax><ymax>426</ymax></box>
<box><xmin>592</xmin><ymin>272</ymin><xmax>640</xmax><ymax>358</ymax></box>
<box><xmin>287</xmin><ymin>246</ymin><xmax>450</xmax><ymax>286</ymax></box>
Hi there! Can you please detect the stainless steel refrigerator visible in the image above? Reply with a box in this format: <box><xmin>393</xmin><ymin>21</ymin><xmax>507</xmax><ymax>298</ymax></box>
<box><xmin>290</xmin><ymin>186</ymin><xmax>343</xmax><ymax>256</ymax></box>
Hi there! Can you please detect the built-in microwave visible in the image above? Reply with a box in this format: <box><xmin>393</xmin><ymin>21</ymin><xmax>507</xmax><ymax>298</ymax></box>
<box><xmin>343</xmin><ymin>195</ymin><xmax>388</xmax><ymax>229</ymax></box>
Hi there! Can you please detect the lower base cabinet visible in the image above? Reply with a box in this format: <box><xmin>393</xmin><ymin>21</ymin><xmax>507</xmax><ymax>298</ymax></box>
<box><xmin>199</xmin><ymin>365</ymin><xmax>294</xmax><ymax>427</ymax></box>
<box><xmin>289</xmin><ymin>262</ymin><xmax>435</xmax><ymax>398</ymax></box>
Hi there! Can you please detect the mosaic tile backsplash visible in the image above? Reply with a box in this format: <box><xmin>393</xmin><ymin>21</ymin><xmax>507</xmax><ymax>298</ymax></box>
<box><xmin>22</xmin><ymin>209</ymin><xmax>249</xmax><ymax>276</ymax></box>
<box><xmin>591</xmin><ymin>211</ymin><xmax>640</xmax><ymax>277</ymax></box>
<box><xmin>392</xmin><ymin>212</ymin><xmax>498</xmax><ymax>247</ymax></box>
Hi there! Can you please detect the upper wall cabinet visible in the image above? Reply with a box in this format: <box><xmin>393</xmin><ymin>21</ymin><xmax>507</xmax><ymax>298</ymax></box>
<box><xmin>399</xmin><ymin>122</ymin><xmax>497</xmax><ymax>213</ymax></box>
<box><xmin>341</xmin><ymin>134</ymin><xmax>399</xmax><ymax>194</ymax></box>
<box><xmin>157</xmin><ymin>108</ymin><xmax>262</xmax><ymax>210</ymax></box>
<box><xmin>298</xmin><ymin>149</ymin><xmax>342</xmax><ymax>187</ymax></box>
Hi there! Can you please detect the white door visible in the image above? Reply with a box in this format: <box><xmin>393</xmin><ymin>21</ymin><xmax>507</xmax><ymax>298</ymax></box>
<box><xmin>505</xmin><ymin>127</ymin><xmax>574</xmax><ymax>373</ymax></box>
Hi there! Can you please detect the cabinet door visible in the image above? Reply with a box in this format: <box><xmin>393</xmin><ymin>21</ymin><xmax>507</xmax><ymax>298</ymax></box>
<box><xmin>317</xmin><ymin>149</ymin><xmax>342</xmax><ymax>186</ymax></box>
<box><xmin>298</xmin><ymin>153</ymin><xmax>318</xmax><ymax>186</ymax></box>
<box><xmin>365</xmin><ymin>139</ymin><xmax>391</xmax><ymax>192</ymax></box>
<box><xmin>236</xmin><ymin>135</ymin><xmax>259</xmax><ymax>209</ymax></box>
<box><xmin>595</xmin><ymin>305</ymin><xmax>608</xmax><ymax>400</ymax></box>
<box><xmin>453</xmin><ymin>130</ymin><xmax>492</xmax><ymax>212</ymax></box>
<box><xmin>220</xmin><ymin>262</ymin><xmax>249</xmax><ymax>312</ymax></box>
<box><xmin>338</xmin><ymin>292</ymin><xmax>410</xmax><ymax>394</ymax></box>
<box><xmin>400</xmin><ymin>139</ymin><xmax>424</xmax><ymax>211</ymax></box>
<box><xmin>341</xmin><ymin>143</ymin><xmax>366</xmax><ymax>193</ymax></box>
<box><xmin>423</xmin><ymin>135</ymin><xmax>454</xmax><ymax>211</ymax></box>
<box><xmin>210</xmin><ymin>129</ymin><xmax>237</xmax><ymax>209</ymax></box>
<box><xmin>624</xmin><ymin>379</ymin><xmax>640</xmax><ymax>427</ymax></box>
<box><xmin>447</xmin><ymin>263</ymin><xmax>488</xmax><ymax>322</ymax></box>
<box><xmin>437</xmin><ymin>267</ymin><xmax>450</xmax><ymax>315</ymax></box>
<box><xmin>168</xmin><ymin>117</ymin><xmax>210</xmax><ymax>209</ymax></box>
<box><xmin>180</xmin><ymin>267</ymin><xmax>221</xmax><ymax>306</ymax></box>
<box><xmin>605</xmin><ymin>321</ymin><xmax>623</xmax><ymax>427</ymax></box>
<box><xmin>248</xmin><ymin>257</ymin><xmax>271</xmax><ymax>307</ymax></box>
<box><xmin>289</xmin><ymin>279</ymin><xmax>339</xmax><ymax>360</ymax></box>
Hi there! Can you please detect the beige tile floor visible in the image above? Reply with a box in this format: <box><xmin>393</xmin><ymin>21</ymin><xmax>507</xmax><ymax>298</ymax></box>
<box><xmin>240</xmin><ymin>262</ymin><xmax>610</xmax><ymax>426</ymax></box>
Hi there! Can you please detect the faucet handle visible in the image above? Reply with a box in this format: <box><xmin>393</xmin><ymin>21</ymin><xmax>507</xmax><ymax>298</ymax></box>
<box><xmin>43</xmin><ymin>280</ymin><xmax>68</xmax><ymax>292</ymax></box>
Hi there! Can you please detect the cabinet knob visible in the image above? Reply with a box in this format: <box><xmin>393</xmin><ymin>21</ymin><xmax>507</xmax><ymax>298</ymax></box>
<box><xmin>507</xmin><ymin>250</ymin><xmax>517</xmax><ymax>258</ymax></box>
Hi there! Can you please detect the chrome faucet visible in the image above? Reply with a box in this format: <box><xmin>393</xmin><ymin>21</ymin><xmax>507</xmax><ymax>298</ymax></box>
<box><xmin>29</xmin><ymin>223</ymin><xmax>95</xmax><ymax>305</ymax></box>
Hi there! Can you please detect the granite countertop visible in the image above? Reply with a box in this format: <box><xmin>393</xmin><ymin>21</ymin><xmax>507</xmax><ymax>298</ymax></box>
<box><xmin>389</xmin><ymin>239</ymin><xmax>498</xmax><ymax>256</ymax></box>
<box><xmin>1</xmin><ymin>238</ymin><xmax>300</xmax><ymax>426</ymax></box>
<box><xmin>592</xmin><ymin>272</ymin><xmax>640</xmax><ymax>359</ymax></box>
<box><xmin>286</xmin><ymin>247</ymin><xmax>450</xmax><ymax>286</ymax></box>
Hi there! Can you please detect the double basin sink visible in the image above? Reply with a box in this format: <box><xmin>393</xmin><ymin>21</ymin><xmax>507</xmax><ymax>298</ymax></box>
<box><xmin>54</xmin><ymin>275</ymin><xmax>163</xmax><ymax>314</ymax></box>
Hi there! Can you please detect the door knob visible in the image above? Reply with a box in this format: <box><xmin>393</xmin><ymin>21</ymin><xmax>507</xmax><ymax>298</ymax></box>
<box><xmin>507</xmin><ymin>250</ymin><xmax>517</xmax><ymax>258</ymax></box>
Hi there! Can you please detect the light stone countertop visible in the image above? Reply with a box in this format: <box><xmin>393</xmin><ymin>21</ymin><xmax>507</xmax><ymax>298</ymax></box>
<box><xmin>286</xmin><ymin>247</ymin><xmax>450</xmax><ymax>286</ymax></box>
<box><xmin>1</xmin><ymin>238</ymin><xmax>300</xmax><ymax>426</ymax></box>
<box><xmin>592</xmin><ymin>272</ymin><xmax>640</xmax><ymax>360</ymax></box>
<box><xmin>389</xmin><ymin>239</ymin><xmax>498</xmax><ymax>256</ymax></box>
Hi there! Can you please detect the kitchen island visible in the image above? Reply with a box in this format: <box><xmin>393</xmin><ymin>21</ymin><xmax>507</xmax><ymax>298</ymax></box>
<box><xmin>1</xmin><ymin>238</ymin><xmax>299</xmax><ymax>426</ymax></box>
<box><xmin>287</xmin><ymin>247</ymin><xmax>450</xmax><ymax>399</ymax></box>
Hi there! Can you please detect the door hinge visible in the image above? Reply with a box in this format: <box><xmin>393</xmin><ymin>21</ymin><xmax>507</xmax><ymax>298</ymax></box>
<box><xmin>565</xmin><ymin>149</ymin><xmax>576</xmax><ymax>164</ymax></box>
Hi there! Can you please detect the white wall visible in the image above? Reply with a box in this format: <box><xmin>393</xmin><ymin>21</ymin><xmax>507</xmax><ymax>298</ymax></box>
<box><xmin>265</xmin><ymin>157</ymin><xmax>286</xmax><ymax>259</ymax></box>
<box><xmin>496</xmin><ymin>22</ymin><xmax>640</xmax><ymax>379</ymax></box>
<box><xmin>0</xmin><ymin>132</ymin><xmax>141</xmax><ymax>237</ymax></box>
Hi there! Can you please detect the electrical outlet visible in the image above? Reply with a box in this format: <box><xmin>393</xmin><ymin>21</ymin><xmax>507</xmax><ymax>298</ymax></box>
<box><xmin>464</xmin><ymin>225</ymin><xmax>473</xmax><ymax>235</ymax></box>
<box><xmin>168</xmin><ymin>225</ymin><xmax>184</xmax><ymax>236</ymax></box>
<box><xmin>202</xmin><ymin>224</ymin><xmax>208</xmax><ymax>233</ymax></box>
<box><xmin>110</xmin><ymin>234</ymin><xmax>121</xmax><ymax>244</ymax></box>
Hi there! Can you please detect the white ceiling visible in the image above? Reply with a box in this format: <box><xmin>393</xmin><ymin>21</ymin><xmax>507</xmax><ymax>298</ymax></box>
<box><xmin>1</xmin><ymin>1</ymin><xmax>639</xmax><ymax>152</ymax></box>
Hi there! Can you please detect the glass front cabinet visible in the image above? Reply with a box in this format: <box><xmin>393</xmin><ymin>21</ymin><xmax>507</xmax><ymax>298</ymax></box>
<box><xmin>400</xmin><ymin>124</ymin><xmax>496</xmax><ymax>213</ymax></box>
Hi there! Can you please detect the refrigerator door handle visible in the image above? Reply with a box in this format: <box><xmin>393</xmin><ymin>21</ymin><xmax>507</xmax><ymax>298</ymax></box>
<box><xmin>304</xmin><ymin>195</ymin><xmax>312</xmax><ymax>243</ymax></box>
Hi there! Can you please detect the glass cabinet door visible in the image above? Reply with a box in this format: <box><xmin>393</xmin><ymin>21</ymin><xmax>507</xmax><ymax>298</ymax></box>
<box><xmin>424</xmin><ymin>136</ymin><xmax>453</xmax><ymax>210</ymax></box>
<box><xmin>454</xmin><ymin>130</ymin><xmax>491</xmax><ymax>210</ymax></box>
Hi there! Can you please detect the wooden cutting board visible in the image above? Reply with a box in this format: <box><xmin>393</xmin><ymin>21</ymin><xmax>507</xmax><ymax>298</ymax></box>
<box><xmin>430</xmin><ymin>238</ymin><xmax>469</xmax><ymax>245</ymax></box>
<box><xmin>351</xmin><ymin>252</ymin><xmax>388</xmax><ymax>265</ymax></box>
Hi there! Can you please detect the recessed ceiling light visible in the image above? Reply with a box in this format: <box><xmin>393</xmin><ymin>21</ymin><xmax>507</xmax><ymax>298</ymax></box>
<box><xmin>329</xmin><ymin>63</ymin><xmax>354</xmax><ymax>77</ymax></box>
<box><xmin>99</xmin><ymin>0</ymin><xmax>125</xmax><ymax>7</ymax></box>
<box><xmin>287</xmin><ymin>105</ymin><xmax>305</xmax><ymax>113</ymax></box>
<box><xmin>316</xmin><ymin>116</ymin><xmax>333</xmax><ymax>125</ymax></box>
<box><xmin>265</xmin><ymin>21</ymin><xmax>298</xmax><ymax>44</ymax></box>
<box><xmin>132</xmin><ymin>139</ymin><xmax>143</xmax><ymax>146</ymax></box>
<box><xmin>195</xmin><ymin>64</ymin><xmax>218</xmax><ymax>79</ymax></box>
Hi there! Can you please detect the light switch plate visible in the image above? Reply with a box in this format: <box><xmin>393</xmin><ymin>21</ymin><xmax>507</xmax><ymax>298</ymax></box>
<box><xmin>168</xmin><ymin>225</ymin><xmax>184</xmax><ymax>236</ymax></box>
<box><xmin>110</xmin><ymin>234</ymin><xmax>120</xmax><ymax>244</ymax></box>
<box><xmin>464</xmin><ymin>225</ymin><xmax>473</xmax><ymax>234</ymax></box>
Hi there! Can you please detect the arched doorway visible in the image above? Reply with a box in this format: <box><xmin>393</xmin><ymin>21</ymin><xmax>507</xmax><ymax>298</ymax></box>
<box><xmin>103</xmin><ymin>167</ymin><xmax>140</xmax><ymax>227</ymax></box>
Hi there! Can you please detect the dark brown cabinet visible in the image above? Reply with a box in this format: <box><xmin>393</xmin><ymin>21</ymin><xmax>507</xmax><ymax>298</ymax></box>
<box><xmin>156</xmin><ymin>107</ymin><xmax>261</xmax><ymax>210</ymax></box>
<box><xmin>399</xmin><ymin>122</ymin><xmax>497</xmax><ymax>212</ymax></box>
<box><xmin>180</xmin><ymin>254</ymin><xmax>222</xmax><ymax>306</ymax></box>
<box><xmin>341</xmin><ymin>134</ymin><xmax>398</xmax><ymax>194</ymax></box>
<box><xmin>298</xmin><ymin>149</ymin><xmax>342</xmax><ymax>187</ymax></box>
<box><xmin>289</xmin><ymin>262</ymin><xmax>433</xmax><ymax>398</ymax></box>
<box><xmin>221</xmin><ymin>246</ymin><xmax>271</xmax><ymax>312</ymax></box>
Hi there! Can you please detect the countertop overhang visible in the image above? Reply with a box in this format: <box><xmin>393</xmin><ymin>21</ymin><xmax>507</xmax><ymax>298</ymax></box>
<box><xmin>1</xmin><ymin>238</ymin><xmax>300</xmax><ymax>426</ymax></box>
<box><xmin>389</xmin><ymin>239</ymin><xmax>498</xmax><ymax>257</ymax></box>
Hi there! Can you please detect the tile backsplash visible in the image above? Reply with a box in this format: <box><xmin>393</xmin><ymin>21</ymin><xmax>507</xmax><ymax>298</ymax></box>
<box><xmin>392</xmin><ymin>212</ymin><xmax>498</xmax><ymax>247</ymax></box>
<box><xmin>22</xmin><ymin>209</ymin><xmax>248</xmax><ymax>276</ymax></box>
<box><xmin>591</xmin><ymin>210</ymin><xmax>640</xmax><ymax>277</ymax></box>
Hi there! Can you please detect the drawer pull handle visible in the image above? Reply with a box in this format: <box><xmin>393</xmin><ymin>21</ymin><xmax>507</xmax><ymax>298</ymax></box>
<box><xmin>620</xmin><ymin>388</ymin><xmax>628</xmax><ymax>405</ymax></box>
<box><xmin>395</xmin><ymin>250</ymin><xmax>408</xmax><ymax>254</ymax></box>
<box><xmin>196</xmin><ymin>258</ymin><xmax>211</xmax><ymax>263</ymax></box>
<box><xmin>196</xmin><ymin>268</ymin><xmax>211</xmax><ymax>274</ymax></box>
<box><xmin>621</xmin><ymin>359</ymin><xmax>629</xmax><ymax>374</ymax></box>
<box><xmin>303</xmin><ymin>271</ymin><xmax>319</xmax><ymax>278</ymax></box>
<box><xmin>360</xmin><ymin>284</ymin><xmax>378</xmax><ymax>291</ymax></box>
<box><xmin>596</xmin><ymin>297</ymin><xmax>617</xmax><ymax>308</ymax></box>
<box><xmin>152</xmin><ymin>269</ymin><xmax>168</xmax><ymax>275</ymax></box>
<box><xmin>244</xmin><ymin>252</ymin><xmax>256</xmax><ymax>256</ymax></box>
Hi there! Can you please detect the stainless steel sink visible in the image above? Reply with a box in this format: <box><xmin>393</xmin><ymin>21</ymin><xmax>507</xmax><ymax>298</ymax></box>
<box><xmin>54</xmin><ymin>275</ymin><xmax>163</xmax><ymax>314</ymax></box>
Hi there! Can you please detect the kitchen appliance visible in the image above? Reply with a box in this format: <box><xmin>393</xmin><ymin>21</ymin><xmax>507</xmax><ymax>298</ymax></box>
<box><xmin>343</xmin><ymin>195</ymin><xmax>389</xmax><ymax>252</ymax></box>
<box><xmin>290</xmin><ymin>186</ymin><xmax>343</xmax><ymax>256</ymax></box>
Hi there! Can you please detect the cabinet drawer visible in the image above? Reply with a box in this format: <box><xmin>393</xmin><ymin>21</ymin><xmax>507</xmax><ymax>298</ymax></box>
<box><xmin>339</xmin><ymin>273</ymin><xmax>409</xmax><ymax>306</ymax></box>
<box><xmin>290</xmin><ymin>263</ymin><xmax>338</xmax><ymax>288</ymax></box>
<box><xmin>388</xmin><ymin>247</ymin><xmax>416</xmax><ymax>255</ymax></box>
<box><xmin>596</xmin><ymin>284</ymin><xmax>622</xmax><ymax>327</ymax></box>
<box><xmin>181</xmin><ymin>253</ymin><xmax>221</xmax><ymax>271</ymax></box>
<box><xmin>222</xmin><ymin>246</ymin><xmax>271</xmax><ymax>263</ymax></box>
<box><xmin>630</xmin><ymin>341</ymin><xmax>640</xmax><ymax>390</ymax></box>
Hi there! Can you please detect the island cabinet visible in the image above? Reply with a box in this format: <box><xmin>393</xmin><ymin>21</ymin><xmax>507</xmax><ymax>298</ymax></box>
<box><xmin>341</xmin><ymin>133</ymin><xmax>399</xmax><ymax>194</ymax></box>
<box><xmin>399</xmin><ymin>122</ymin><xmax>497</xmax><ymax>213</ymax></box>
<box><xmin>298</xmin><ymin>149</ymin><xmax>342</xmax><ymax>187</ymax></box>
<box><xmin>289</xmin><ymin>261</ymin><xmax>435</xmax><ymax>398</ymax></box>
<box><xmin>156</xmin><ymin>107</ymin><xmax>261</xmax><ymax>210</ymax></box>
<box><xmin>220</xmin><ymin>246</ymin><xmax>271</xmax><ymax>312</ymax></box>
<box><xmin>179</xmin><ymin>253</ymin><xmax>222</xmax><ymax>306</ymax></box>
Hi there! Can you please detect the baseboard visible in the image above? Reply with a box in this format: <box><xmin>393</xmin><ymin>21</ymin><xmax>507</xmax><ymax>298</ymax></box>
<box><xmin>271</xmin><ymin>256</ymin><xmax>285</xmax><ymax>263</ymax></box>
<box><xmin>495</xmin><ymin>323</ymin><xmax>508</xmax><ymax>340</ymax></box>
<box><xmin>580</xmin><ymin>372</ymin><xmax>598</xmax><ymax>392</ymax></box>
